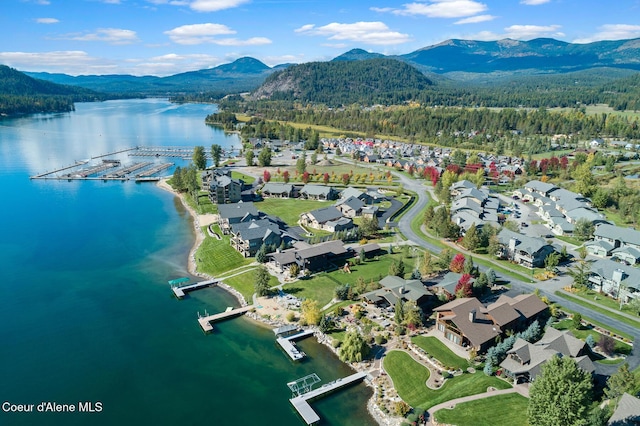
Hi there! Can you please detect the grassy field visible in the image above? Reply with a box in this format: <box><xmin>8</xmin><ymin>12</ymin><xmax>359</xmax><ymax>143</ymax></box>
<box><xmin>232</xmin><ymin>171</ymin><xmax>255</xmax><ymax>184</ymax></box>
<box><xmin>265</xmin><ymin>163</ymin><xmax>393</xmax><ymax>185</ymax></box>
<box><xmin>282</xmin><ymin>252</ymin><xmax>416</xmax><ymax>307</ymax></box>
<box><xmin>411</xmin><ymin>336</ymin><xmax>469</xmax><ymax>370</ymax></box>
<box><xmin>195</xmin><ymin>225</ymin><xmax>253</xmax><ymax>276</ymax></box>
<box><xmin>383</xmin><ymin>351</ymin><xmax>511</xmax><ymax>410</ymax></box>
<box><xmin>223</xmin><ymin>269</ymin><xmax>279</xmax><ymax>303</ymax></box>
<box><xmin>570</xmin><ymin>288</ymin><xmax>640</xmax><ymax>319</ymax></box>
<box><xmin>553</xmin><ymin>318</ymin><xmax>632</xmax><ymax>355</ymax></box>
<box><xmin>434</xmin><ymin>393</ymin><xmax>530</xmax><ymax>426</ymax></box>
<box><xmin>257</xmin><ymin>197</ymin><xmax>328</xmax><ymax>226</ymax></box>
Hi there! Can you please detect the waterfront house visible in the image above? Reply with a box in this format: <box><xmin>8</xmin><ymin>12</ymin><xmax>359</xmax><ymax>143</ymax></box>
<box><xmin>268</xmin><ymin>240</ymin><xmax>350</xmax><ymax>273</ymax></box>
<box><xmin>361</xmin><ymin>275</ymin><xmax>433</xmax><ymax>308</ymax></box>
<box><xmin>218</xmin><ymin>202</ymin><xmax>260</xmax><ymax>234</ymax></box>
<box><xmin>208</xmin><ymin>174</ymin><xmax>243</xmax><ymax>204</ymax></box>
<box><xmin>230</xmin><ymin>218</ymin><xmax>283</xmax><ymax>257</ymax></box>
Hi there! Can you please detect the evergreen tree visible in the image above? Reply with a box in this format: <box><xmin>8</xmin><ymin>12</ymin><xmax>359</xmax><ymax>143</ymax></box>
<box><xmin>211</xmin><ymin>144</ymin><xmax>222</xmax><ymax>167</ymax></box>
<box><xmin>245</xmin><ymin>149</ymin><xmax>255</xmax><ymax>166</ymax></box>
<box><xmin>258</xmin><ymin>147</ymin><xmax>272</xmax><ymax>167</ymax></box>
<box><xmin>255</xmin><ymin>244</ymin><xmax>267</xmax><ymax>263</ymax></box>
<box><xmin>394</xmin><ymin>299</ymin><xmax>405</xmax><ymax>325</ymax></box>
<box><xmin>462</xmin><ymin>223</ymin><xmax>480</xmax><ymax>251</ymax></box>
<box><xmin>254</xmin><ymin>266</ymin><xmax>271</xmax><ymax>296</ymax></box>
<box><xmin>604</xmin><ymin>363</ymin><xmax>640</xmax><ymax>405</ymax></box>
<box><xmin>192</xmin><ymin>146</ymin><xmax>207</xmax><ymax>170</ymax></box>
<box><xmin>171</xmin><ymin>166</ymin><xmax>185</xmax><ymax>191</ymax></box>
<box><xmin>528</xmin><ymin>356</ymin><xmax>593</xmax><ymax>426</ymax></box>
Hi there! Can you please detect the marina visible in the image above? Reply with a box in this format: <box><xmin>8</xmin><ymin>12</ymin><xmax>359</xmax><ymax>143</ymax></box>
<box><xmin>197</xmin><ymin>305</ymin><xmax>255</xmax><ymax>333</ymax></box>
<box><xmin>288</xmin><ymin>372</ymin><xmax>369</xmax><ymax>425</ymax></box>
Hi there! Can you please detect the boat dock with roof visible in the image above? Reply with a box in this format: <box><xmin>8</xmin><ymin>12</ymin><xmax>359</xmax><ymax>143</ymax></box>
<box><xmin>287</xmin><ymin>372</ymin><xmax>369</xmax><ymax>425</ymax></box>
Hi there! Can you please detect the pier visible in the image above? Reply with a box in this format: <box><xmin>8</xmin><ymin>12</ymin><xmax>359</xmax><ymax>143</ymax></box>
<box><xmin>30</xmin><ymin>160</ymin><xmax>89</xmax><ymax>179</ymax></box>
<box><xmin>288</xmin><ymin>372</ymin><xmax>368</xmax><ymax>425</ymax></box>
<box><xmin>170</xmin><ymin>278</ymin><xmax>218</xmax><ymax>299</ymax></box>
<box><xmin>274</xmin><ymin>328</ymin><xmax>315</xmax><ymax>361</ymax></box>
<box><xmin>197</xmin><ymin>305</ymin><xmax>254</xmax><ymax>332</ymax></box>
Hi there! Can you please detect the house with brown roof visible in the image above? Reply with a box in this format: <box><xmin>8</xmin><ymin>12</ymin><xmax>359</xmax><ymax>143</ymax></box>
<box><xmin>434</xmin><ymin>294</ymin><xmax>547</xmax><ymax>353</ymax></box>
<box><xmin>268</xmin><ymin>240</ymin><xmax>351</xmax><ymax>273</ymax></box>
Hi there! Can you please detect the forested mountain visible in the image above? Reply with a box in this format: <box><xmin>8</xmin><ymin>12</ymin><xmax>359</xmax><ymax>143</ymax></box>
<box><xmin>251</xmin><ymin>58</ymin><xmax>432</xmax><ymax>106</ymax></box>
<box><xmin>26</xmin><ymin>57</ymin><xmax>281</xmax><ymax>96</ymax></box>
<box><xmin>332</xmin><ymin>49</ymin><xmax>385</xmax><ymax>62</ymax></box>
<box><xmin>398</xmin><ymin>37</ymin><xmax>640</xmax><ymax>75</ymax></box>
<box><xmin>0</xmin><ymin>65</ymin><xmax>103</xmax><ymax>115</ymax></box>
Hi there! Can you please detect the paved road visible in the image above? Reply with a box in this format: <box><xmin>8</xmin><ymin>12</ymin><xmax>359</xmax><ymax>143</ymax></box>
<box><xmin>389</xmin><ymin>168</ymin><xmax>640</xmax><ymax>375</ymax></box>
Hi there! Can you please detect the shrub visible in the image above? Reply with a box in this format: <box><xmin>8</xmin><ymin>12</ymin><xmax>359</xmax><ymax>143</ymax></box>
<box><xmin>286</xmin><ymin>312</ymin><xmax>296</xmax><ymax>322</ymax></box>
<box><xmin>598</xmin><ymin>335</ymin><xmax>616</xmax><ymax>356</ymax></box>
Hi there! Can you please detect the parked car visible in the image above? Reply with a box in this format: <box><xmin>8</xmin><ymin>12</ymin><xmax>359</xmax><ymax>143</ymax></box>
<box><xmin>521</xmin><ymin>222</ymin><xmax>528</xmax><ymax>227</ymax></box>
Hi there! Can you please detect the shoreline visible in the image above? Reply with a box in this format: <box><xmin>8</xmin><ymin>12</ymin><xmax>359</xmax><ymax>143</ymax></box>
<box><xmin>156</xmin><ymin>177</ymin><xmax>398</xmax><ymax>426</ymax></box>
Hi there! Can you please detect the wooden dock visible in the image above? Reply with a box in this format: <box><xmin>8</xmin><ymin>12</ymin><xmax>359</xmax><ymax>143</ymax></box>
<box><xmin>198</xmin><ymin>305</ymin><xmax>254</xmax><ymax>332</ymax></box>
<box><xmin>171</xmin><ymin>279</ymin><xmax>218</xmax><ymax>299</ymax></box>
<box><xmin>289</xmin><ymin>372</ymin><xmax>368</xmax><ymax>425</ymax></box>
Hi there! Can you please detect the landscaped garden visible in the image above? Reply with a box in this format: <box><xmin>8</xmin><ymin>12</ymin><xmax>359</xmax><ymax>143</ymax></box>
<box><xmin>383</xmin><ymin>351</ymin><xmax>511</xmax><ymax>410</ymax></box>
<box><xmin>411</xmin><ymin>335</ymin><xmax>469</xmax><ymax>370</ymax></box>
<box><xmin>553</xmin><ymin>318</ymin><xmax>632</xmax><ymax>355</ymax></box>
<box><xmin>433</xmin><ymin>393</ymin><xmax>529</xmax><ymax>426</ymax></box>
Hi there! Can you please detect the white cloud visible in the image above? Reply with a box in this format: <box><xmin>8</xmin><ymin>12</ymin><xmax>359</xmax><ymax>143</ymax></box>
<box><xmin>390</xmin><ymin>0</ymin><xmax>488</xmax><ymax>18</ymax></box>
<box><xmin>454</xmin><ymin>14</ymin><xmax>495</xmax><ymax>24</ymax></box>
<box><xmin>295</xmin><ymin>21</ymin><xmax>411</xmax><ymax>45</ymax></box>
<box><xmin>0</xmin><ymin>51</ymin><xmax>99</xmax><ymax>72</ymax></box>
<box><xmin>165</xmin><ymin>23</ymin><xmax>236</xmax><ymax>44</ymax></box>
<box><xmin>520</xmin><ymin>0</ymin><xmax>551</xmax><ymax>5</ymax></box>
<box><xmin>36</xmin><ymin>18</ymin><xmax>59</xmax><ymax>24</ymax></box>
<box><xmin>212</xmin><ymin>37</ymin><xmax>271</xmax><ymax>46</ymax></box>
<box><xmin>64</xmin><ymin>28</ymin><xmax>139</xmax><ymax>44</ymax></box>
<box><xmin>370</xmin><ymin>7</ymin><xmax>394</xmax><ymax>13</ymax></box>
<box><xmin>573</xmin><ymin>24</ymin><xmax>640</xmax><ymax>43</ymax></box>
<box><xmin>146</xmin><ymin>0</ymin><xmax>249</xmax><ymax>11</ymax></box>
<box><xmin>464</xmin><ymin>24</ymin><xmax>564</xmax><ymax>41</ymax></box>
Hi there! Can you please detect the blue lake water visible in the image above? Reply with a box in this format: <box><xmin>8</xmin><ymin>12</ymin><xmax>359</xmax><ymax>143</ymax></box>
<box><xmin>0</xmin><ymin>99</ymin><xmax>375</xmax><ymax>425</ymax></box>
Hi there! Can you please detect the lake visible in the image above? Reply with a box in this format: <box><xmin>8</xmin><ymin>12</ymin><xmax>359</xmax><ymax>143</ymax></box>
<box><xmin>0</xmin><ymin>99</ymin><xmax>375</xmax><ymax>426</ymax></box>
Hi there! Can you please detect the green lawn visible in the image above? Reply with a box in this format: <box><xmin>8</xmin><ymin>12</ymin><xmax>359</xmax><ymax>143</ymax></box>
<box><xmin>383</xmin><ymin>351</ymin><xmax>511</xmax><ymax>410</ymax></box>
<box><xmin>411</xmin><ymin>336</ymin><xmax>469</xmax><ymax>370</ymax></box>
<box><xmin>570</xmin><ymin>288</ymin><xmax>640</xmax><ymax>319</ymax></box>
<box><xmin>195</xmin><ymin>225</ymin><xmax>253</xmax><ymax>276</ymax></box>
<box><xmin>553</xmin><ymin>319</ymin><xmax>632</xmax><ymax>355</ymax></box>
<box><xmin>434</xmin><ymin>393</ymin><xmax>530</xmax><ymax>426</ymax></box>
<box><xmin>258</xmin><ymin>197</ymin><xmax>329</xmax><ymax>226</ymax></box>
<box><xmin>223</xmin><ymin>269</ymin><xmax>279</xmax><ymax>302</ymax></box>
<box><xmin>554</xmin><ymin>291</ymin><xmax>640</xmax><ymax>330</ymax></box>
<box><xmin>232</xmin><ymin>171</ymin><xmax>255</xmax><ymax>184</ymax></box>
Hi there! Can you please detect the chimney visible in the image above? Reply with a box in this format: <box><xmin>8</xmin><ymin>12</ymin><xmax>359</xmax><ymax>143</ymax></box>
<box><xmin>613</xmin><ymin>269</ymin><xmax>625</xmax><ymax>285</ymax></box>
<box><xmin>469</xmin><ymin>309</ymin><xmax>476</xmax><ymax>323</ymax></box>
<box><xmin>508</xmin><ymin>237</ymin><xmax>519</xmax><ymax>252</ymax></box>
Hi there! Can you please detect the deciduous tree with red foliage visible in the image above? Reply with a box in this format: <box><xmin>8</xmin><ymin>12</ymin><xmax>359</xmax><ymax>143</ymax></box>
<box><xmin>302</xmin><ymin>171</ymin><xmax>310</xmax><ymax>184</ymax></box>
<box><xmin>342</xmin><ymin>173</ymin><xmax>351</xmax><ymax>185</ymax></box>
<box><xmin>455</xmin><ymin>274</ymin><xmax>473</xmax><ymax>298</ymax></box>
<box><xmin>282</xmin><ymin>170</ymin><xmax>290</xmax><ymax>183</ymax></box>
<box><xmin>263</xmin><ymin>170</ymin><xmax>271</xmax><ymax>183</ymax></box>
<box><xmin>323</xmin><ymin>172</ymin><xmax>330</xmax><ymax>184</ymax></box>
<box><xmin>449</xmin><ymin>253</ymin><xmax>466</xmax><ymax>273</ymax></box>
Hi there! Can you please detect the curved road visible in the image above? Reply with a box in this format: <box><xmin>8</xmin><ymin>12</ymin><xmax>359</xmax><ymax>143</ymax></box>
<box><xmin>391</xmin><ymin>169</ymin><xmax>639</xmax><ymax>374</ymax></box>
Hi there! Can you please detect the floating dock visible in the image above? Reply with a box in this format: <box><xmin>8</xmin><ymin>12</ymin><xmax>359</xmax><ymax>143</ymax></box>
<box><xmin>197</xmin><ymin>305</ymin><xmax>254</xmax><ymax>332</ymax></box>
<box><xmin>289</xmin><ymin>372</ymin><xmax>368</xmax><ymax>425</ymax></box>
<box><xmin>171</xmin><ymin>278</ymin><xmax>218</xmax><ymax>299</ymax></box>
<box><xmin>275</xmin><ymin>330</ymin><xmax>315</xmax><ymax>361</ymax></box>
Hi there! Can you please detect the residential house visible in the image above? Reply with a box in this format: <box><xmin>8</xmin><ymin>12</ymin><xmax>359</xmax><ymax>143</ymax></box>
<box><xmin>433</xmin><ymin>294</ymin><xmax>547</xmax><ymax>353</ymax></box>
<box><xmin>361</xmin><ymin>205</ymin><xmax>379</xmax><ymax>220</ymax></box>
<box><xmin>496</xmin><ymin>228</ymin><xmax>556</xmax><ymax>268</ymax></box>
<box><xmin>299</xmin><ymin>206</ymin><xmax>354</xmax><ymax>232</ymax></box>
<box><xmin>593</xmin><ymin>223</ymin><xmax>640</xmax><ymax>264</ymax></box>
<box><xmin>500</xmin><ymin>327</ymin><xmax>594</xmax><ymax>384</ymax></box>
<box><xmin>335</xmin><ymin>196</ymin><xmax>365</xmax><ymax>218</ymax></box>
<box><xmin>588</xmin><ymin>258</ymin><xmax>640</xmax><ymax>303</ymax></box>
<box><xmin>564</xmin><ymin>207</ymin><xmax>608</xmax><ymax>226</ymax></box>
<box><xmin>299</xmin><ymin>184</ymin><xmax>338</xmax><ymax>201</ymax></box>
<box><xmin>524</xmin><ymin>180</ymin><xmax>558</xmax><ymax>198</ymax></box>
<box><xmin>340</xmin><ymin>187</ymin><xmax>374</xmax><ymax>205</ymax></box>
<box><xmin>361</xmin><ymin>275</ymin><xmax>433</xmax><ymax>308</ymax></box>
<box><xmin>260</xmin><ymin>183</ymin><xmax>294</xmax><ymax>198</ymax></box>
<box><xmin>217</xmin><ymin>202</ymin><xmax>260</xmax><ymax>234</ymax></box>
<box><xmin>430</xmin><ymin>271</ymin><xmax>466</xmax><ymax>300</ymax></box>
<box><xmin>209</xmin><ymin>174</ymin><xmax>243</xmax><ymax>204</ymax></box>
<box><xmin>230</xmin><ymin>218</ymin><xmax>283</xmax><ymax>257</ymax></box>
<box><xmin>268</xmin><ymin>240</ymin><xmax>350</xmax><ymax>273</ymax></box>
<box><xmin>607</xmin><ymin>393</ymin><xmax>640</xmax><ymax>425</ymax></box>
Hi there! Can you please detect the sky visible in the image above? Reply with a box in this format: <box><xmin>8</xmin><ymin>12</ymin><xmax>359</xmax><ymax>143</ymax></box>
<box><xmin>2</xmin><ymin>0</ymin><xmax>640</xmax><ymax>76</ymax></box>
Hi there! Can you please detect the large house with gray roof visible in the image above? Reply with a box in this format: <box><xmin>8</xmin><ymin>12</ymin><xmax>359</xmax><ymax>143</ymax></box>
<box><xmin>208</xmin><ymin>174</ymin><xmax>243</xmax><ymax>204</ymax></box>
<box><xmin>299</xmin><ymin>184</ymin><xmax>338</xmax><ymax>201</ymax></box>
<box><xmin>268</xmin><ymin>240</ymin><xmax>350</xmax><ymax>273</ymax></box>
<box><xmin>217</xmin><ymin>202</ymin><xmax>260</xmax><ymax>234</ymax></box>
<box><xmin>500</xmin><ymin>327</ymin><xmax>594</xmax><ymax>384</ymax></box>
<box><xmin>588</xmin><ymin>258</ymin><xmax>640</xmax><ymax>303</ymax></box>
<box><xmin>496</xmin><ymin>228</ymin><xmax>556</xmax><ymax>268</ymax></box>
<box><xmin>362</xmin><ymin>275</ymin><xmax>433</xmax><ymax>308</ymax></box>
<box><xmin>230</xmin><ymin>218</ymin><xmax>284</xmax><ymax>257</ymax></box>
<box><xmin>299</xmin><ymin>206</ymin><xmax>354</xmax><ymax>232</ymax></box>
<box><xmin>590</xmin><ymin>223</ymin><xmax>640</xmax><ymax>264</ymax></box>
<box><xmin>260</xmin><ymin>183</ymin><xmax>294</xmax><ymax>198</ymax></box>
